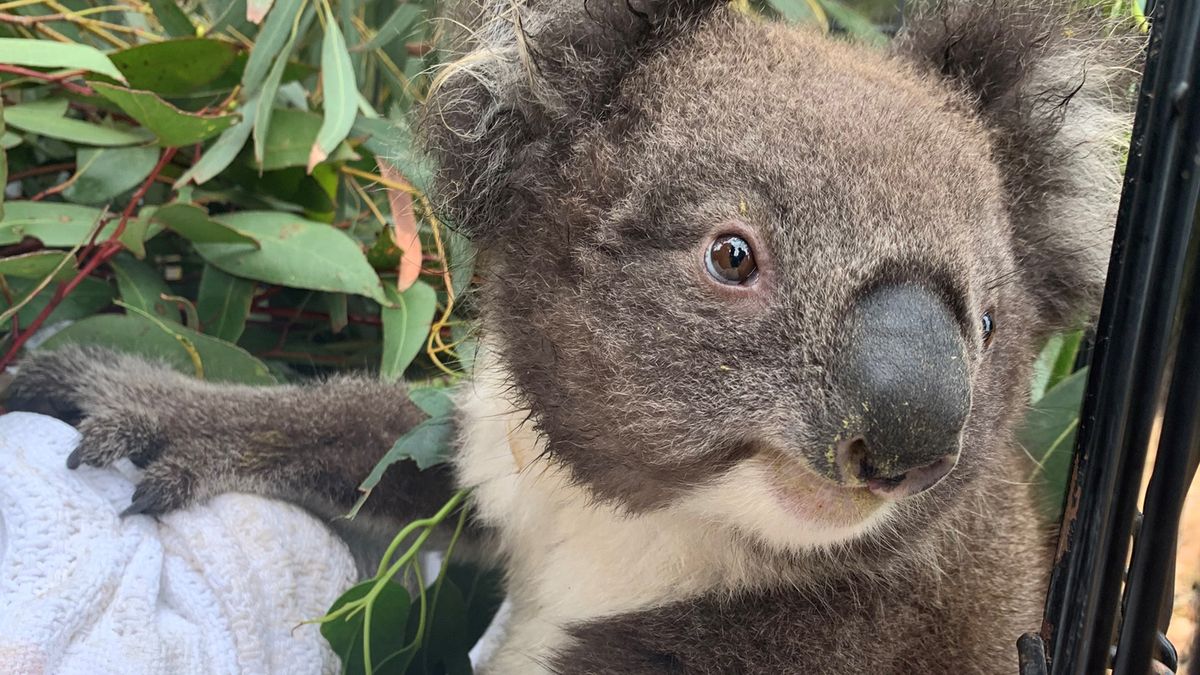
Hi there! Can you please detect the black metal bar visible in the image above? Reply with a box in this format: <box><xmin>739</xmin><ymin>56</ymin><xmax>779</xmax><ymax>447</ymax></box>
<box><xmin>1018</xmin><ymin>634</ymin><xmax>1050</xmax><ymax>675</ymax></box>
<box><xmin>1037</xmin><ymin>1</ymin><xmax>1200</xmax><ymax>673</ymax></box>
<box><xmin>1116</xmin><ymin>251</ymin><xmax>1200</xmax><ymax>675</ymax></box>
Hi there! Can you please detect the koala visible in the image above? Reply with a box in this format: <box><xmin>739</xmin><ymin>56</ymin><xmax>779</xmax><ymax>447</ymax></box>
<box><xmin>5</xmin><ymin>0</ymin><xmax>1143</xmax><ymax>672</ymax></box>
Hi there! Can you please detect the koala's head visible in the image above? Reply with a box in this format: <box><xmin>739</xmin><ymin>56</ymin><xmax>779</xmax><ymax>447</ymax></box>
<box><xmin>424</xmin><ymin>1</ymin><xmax>1140</xmax><ymax>552</ymax></box>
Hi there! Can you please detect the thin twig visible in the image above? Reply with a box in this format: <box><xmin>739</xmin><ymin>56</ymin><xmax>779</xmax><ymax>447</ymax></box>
<box><xmin>0</xmin><ymin>64</ymin><xmax>94</xmax><ymax>96</ymax></box>
<box><xmin>0</xmin><ymin>148</ymin><xmax>178</xmax><ymax>372</ymax></box>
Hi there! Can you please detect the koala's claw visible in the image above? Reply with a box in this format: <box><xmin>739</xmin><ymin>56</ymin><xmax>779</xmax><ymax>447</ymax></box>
<box><xmin>66</xmin><ymin>447</ymin><xmax>85</xmax><ymax>470</ymax></box>
<box><xmin>120</xmin><ymin>461</ymin><xmax>198</xmax><ymax>517</ymax></box>
<box><xmin>6</xmin><ymin>346</ymin><xmax>206</xmax><ymax>517</ymax></box>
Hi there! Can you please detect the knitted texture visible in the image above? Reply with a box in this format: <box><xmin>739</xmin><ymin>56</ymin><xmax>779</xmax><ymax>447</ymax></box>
<box><xmin>0</xmin><ymin>412</ymin><xmax>359</xmax><ymax>675</ymax></box>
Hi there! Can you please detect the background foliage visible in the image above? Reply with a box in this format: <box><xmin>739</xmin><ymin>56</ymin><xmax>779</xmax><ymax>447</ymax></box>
<box><xmin>0</xmin><ymin>0</ymin><xmax>1145</xmax><ymax>673</ymax></box>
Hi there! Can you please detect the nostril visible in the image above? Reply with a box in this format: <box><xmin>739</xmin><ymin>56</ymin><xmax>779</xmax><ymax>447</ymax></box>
<box><xmin>834</xmin><ymin>435</ymin><xmax>870</xmax><ymax>481</ymax></box>
<box><xmin>865</xmin><ymin>454</ymin><xmax>958</xmax><ymax>500</ymax></box>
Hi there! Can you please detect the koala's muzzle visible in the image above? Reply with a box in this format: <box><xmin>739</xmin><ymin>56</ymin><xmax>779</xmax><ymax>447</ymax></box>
<box><xmin>832</xmin><ymin>285</ymin><xmax>970</xmax><ymax>499</ymax></box>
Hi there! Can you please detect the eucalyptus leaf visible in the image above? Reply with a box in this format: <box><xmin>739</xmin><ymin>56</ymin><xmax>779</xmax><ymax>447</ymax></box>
<box><xmin>196</xmin><ymin>265</ymin><xmax>254</xmax><ymax>342</ymax></box>
<box><xmin>240</xmin><ymin>0</ymin><xmax>306</xmax><ymax>95</ymax></box>
<box><xmin>176</xmin><ymin>95</ymin><xmax>259</xmax><ymax>187</ymax></box>
<box><xmin>146</xmin><ymin>0</ymin><xmax>196</xmax><ymax>38</ymax></box>
<box><xmin>308</xmin><ymin>4</ymin><xmax>358</xmax><ymax>171</ymax></box>
<box><xmin>359</xmin><ymin>5</ymin><xmax>423</xmax><ymax>51</ymax></box>
<box><xmin>768</xmin><ymin>0</ymin><xmax>822</xmax><ymax>24</ymax></box>
<box><xmin>109</xmin><ymin>253</ymin><xmax>180</xmax><ymax>324</ymax></box>
<box><xmin>108</xmin><ymin>39</ymin><xmax>237</xmax><ymax>95</ymax></box>
<box><xmin>0</xmin><ymin>202</ymin><xmax>150</xmax><ymax>255</ymax></box>
<box><xmin>0</xmin><ymin>39</ymin><xmax>126</xmax><ymax>81</ymax></box>
<box><xmin>1020</xmin><ymin>367</ymin><xmax>1089</xmax><ymax>518</ymax></box>
<box><xmin>367</xmin><ymin>416</ymin><xmax>455</xmax><ymax>484</ymax></box>
<box><xmin>380</xmin><ymin>281</ymin><xmax>437</xmax><ymax>382</ymax></box>
<box><xmin>0</xmin><ymin>250</ymin><xmax>76</xmax><ymax>281</ymax></box>
<box><xmin>817</xmin><ymin>0</ymin><xmax>887</xmax><ymax>45</ymax></box>
<box><xmin>63</xmin><ymin>146</ymin><xmax>160</xmax><ymax>205</ymax></box>
<box><xmin>0</xmin><ymin>277</ymin><xmax>113</xmax><ymax>330</ymax></box>
<box><xmin>92</xmin><ymin>83</ymin><xmax>237</xmax><ymax>147</ymax></box>
<box><xmin>195</xmin><ymin>211</ymin><xmax>389</xmax><ymax>302</ymax></box>
<box><xmin>6</xmin><ymin>99</ymin><xmax>151</xmax><ymax>147</ymax></box>
<box><xmin>252</xmin><ymin>6</ymin><xmax>313</xmax><ymax>164</ymax></box>
<box><xmin>153</xmin><ymin>202</ymin><xmax>261</xmax><ymax>247</ymax></box>
<box><xmin>352</xmin><ymin>116</ymin><xmax>432</xmax><ymax>194</ymax></box>
<box><xmin>40</xmin><ymin>313</ymin><xmax>276</xmax><ymax>385</ymax></box>
<box><xmin>261</xmin><ymin>108</ymin><xmax>357</xmax><ymax>170</ymax></box>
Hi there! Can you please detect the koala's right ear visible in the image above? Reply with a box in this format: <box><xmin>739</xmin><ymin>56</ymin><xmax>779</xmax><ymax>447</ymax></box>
<box><xmin>421</xmin><ymin>0</ymin><xmax>724</xmax><ymax>244</ymax></box>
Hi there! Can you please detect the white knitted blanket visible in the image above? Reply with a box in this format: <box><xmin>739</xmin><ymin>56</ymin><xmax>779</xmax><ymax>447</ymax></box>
<box><xmin>0</xmin><ymin>412</ymin><xmax>359</xmax><ymax>675</ymax></box>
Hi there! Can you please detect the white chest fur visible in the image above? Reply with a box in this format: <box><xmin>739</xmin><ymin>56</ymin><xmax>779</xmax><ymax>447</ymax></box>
<box><xmin>453</xmin><ymin>364</ymin><xmax>771</xmax><ymax>673</ymax></box>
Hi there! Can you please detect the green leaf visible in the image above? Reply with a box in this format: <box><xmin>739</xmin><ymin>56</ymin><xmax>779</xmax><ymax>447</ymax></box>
<box><xmin>370</xmin><ymin>416</ymin><xmax>455</xmax><ymax>482</ymax></box>
<box><xmin>444</xmin><ymin>564</ymin><xmax>506</xmax><ymax>650</ymax></box>
<box><xmin>176</xmin><ymin>95</ymin><xmax>259</xmax><ymax>187</ymax></box>
<box><xmin>0</xmin><ymin>39</ymin><xmax>126</xmax><ymax>82</ymax></box>
<box><xmin>0</xmin><ymin>202</ymin><xmax>150</xmax><ymax>254</ymax></box>
<box><xmin>261</xmin><ymin>108</ymin><xmax>357</xmax><ymax>171</ymax></box>
<box><xmin>325</xmin><ymin>292</ymin><xmax>348</xmax><ymax>333</ymax></box>
<box><xmin>0</xmin><ymin>276</ymin><xmax>113</xmax><ymax>329</ymax></box>
<box><xmin>406</xmin><ymin>578</ymin><xmax>472</xmax><ymax>674</ymax></box>
<box><xmin>40</xmin><ymin>313</ymin><xmax>276</xmax><ymax>384</ymax></box>
<box><xmin>109</xmin><ymin>253</ymin><xmax>180</xmax><ymax>324</ymax></box>
<box><xmin>152</xmin><ymin>202</ymin><xmax>260</xmax><ymax>247</ymax></box>
<box><xmin>351</xmin><ymin>116</ymin><xmax>431</xmax><ymax>194</ymax></box>
<box><xmin>768</xmin><ymin>0</ymin><xmax>821</xmax><ymax>24</ymax></box>
<box><xmin>1020</xmin><ymin>367</ymin><xmax>1089</xmax><ymax>519</ymax></box>
<box><xmin>252</xmin><ymin>7</ymin><xmax>312</xmax><ymax>164</ymax></box>
<box><xmin>1</xmin><ymin>131</ymin><xmax>20</xmax><ymax>150</ymax></box>
<box><xmin>308</xmin><ymin>4</ymin><xmax>358</xmax><ymax>171</ymax></box>
<box><xmin>194</xmin><ymin>211</ymin><xmax>388</xmax><ymax>302</ymax></box>
<box><xmin>408</xmin><ymin>386</ymin><xmax>454</xmax><ymax>419</ymax></box>
<box><xmin>63</xmin><ymin>146</ymin><xmax>160</xmax><ymax>205</ymax></box>
<box><xmin>6</xmin><ymin>99</ymin><xmax>151</xmax><ymax>147</ymax></box>
<box><xmin>196</xmin><ymin>265</ymin><xmax>254</xmax><ymax>342</ymax></box>
<box><xmin>147</xmin><ymin>0</ymin><xmax>196</xmax><ymax>38</ymax></box>
<box><xmin>817</xmin><ymin>0</ymin><xmax>887</xmax><ymax>46</ymax></box>
<box><xmin>1030</xmin><ymin>331</ymin><xmax>1084</xmax><ymax>400</ymax></box>
<box><xmin>108</xmin><ymin>39</ymin><xmax>238</xmax><ymax>95</ymax></box>
<box><xmin>359</xmin><ymin>5</ymin><xmax>422</xmax><ymax>51</ymax></box>
<box><xmin>92</xmin><ymin>83</ymin><xmax>237</xmax><ymax>148</ymax></box>
<box><xmin>321</xmin><ymin>581</ymin><xmax>413</xmax><ymax>675</ymax></box>
<box><xmin>240</xmin><ymin>0</ymin><xmax>306</xmax><ymax>95</ymax></box>
<box><xmin>0</xmin><ymin>251</ymin><xmax>76</xmax><ymax>281</ymax></box>
<box><xmin>380</xmin><ymin>281</ymin><xmax>437</xmax><ymax>382</ymax></box>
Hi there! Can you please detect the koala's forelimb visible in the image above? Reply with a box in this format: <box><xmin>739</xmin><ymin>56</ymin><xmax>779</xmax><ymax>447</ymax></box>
<box><xmin>4</xmin><ymin>345</ymin><xmax>458</xmax><ymax>545</ymax></box>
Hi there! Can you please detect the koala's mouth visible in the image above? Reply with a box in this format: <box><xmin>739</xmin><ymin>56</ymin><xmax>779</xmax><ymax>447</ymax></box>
<box><xmin>752</xmin><ymin>447</ymin><xmax>888</xmax><ymax>530</ymax></box>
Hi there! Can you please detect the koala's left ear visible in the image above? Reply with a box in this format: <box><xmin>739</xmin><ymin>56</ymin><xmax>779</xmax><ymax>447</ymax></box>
<box><xmin>896</xmin><ymin>0</ymin><xmax>1144</xmax><ymax>334</ymax></box>
<box><xmin>422</xmin><ymin>0</ymin><xmax>724</xmax><ymax>245</ymax></box>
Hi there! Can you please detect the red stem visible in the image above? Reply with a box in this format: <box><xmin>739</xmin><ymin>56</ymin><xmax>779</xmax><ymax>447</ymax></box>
<box><xmin>0</xmin><ymin>148</ymin><xmax>179</xmax><ymax>372</ymax></box>
<box><xmin>0</xmin><ymin>64</ymin><xmax>93</xmax><ymax>96</ymax></box>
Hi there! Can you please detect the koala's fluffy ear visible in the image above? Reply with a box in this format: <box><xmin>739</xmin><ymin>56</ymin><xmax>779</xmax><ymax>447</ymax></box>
<box><xmin>422</xmin><ymin>0</ymin><xmax>723</xmax><ymax>245</ymax></box>
<box><xmin>896</xmin><ymin>1</ymin><xmax>1144</xmax><ymax>333</ymax></box>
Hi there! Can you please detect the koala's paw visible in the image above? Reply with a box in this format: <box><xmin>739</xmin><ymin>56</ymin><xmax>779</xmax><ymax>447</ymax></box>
<box><xmin>7</xmin><ymin>346</ymin><xmax>213</xmax><ymax>516</ymax></box>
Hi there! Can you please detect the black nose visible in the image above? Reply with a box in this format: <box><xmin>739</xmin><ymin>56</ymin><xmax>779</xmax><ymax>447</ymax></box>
<box><xmin>833</xmin><ymin>285</ymin><xmax>970</xmax><ymax>499</ymax></box>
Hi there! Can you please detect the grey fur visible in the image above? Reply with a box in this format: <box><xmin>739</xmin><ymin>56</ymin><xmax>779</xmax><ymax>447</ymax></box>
<box><xmin>5</xmin><ymin>1</ymin><xmax>1142</xmax><ymax>672</ymax></box>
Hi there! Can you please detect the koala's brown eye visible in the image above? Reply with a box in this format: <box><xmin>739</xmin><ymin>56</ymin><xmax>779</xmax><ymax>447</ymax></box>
<box><xmin>706</xmin><ymin>235</ymin><xmax>757</xmax><ymax>285</ymax></box>
<box><xmin>981</xmin><ymin>311</ymin><xmax>995</xmax><ymax>346</ymax></box>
